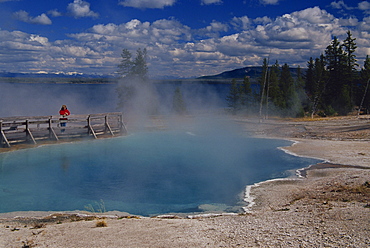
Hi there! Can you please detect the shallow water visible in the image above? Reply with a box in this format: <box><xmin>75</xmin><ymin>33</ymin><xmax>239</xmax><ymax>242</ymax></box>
<box><xmin>0</xmin><ymin>118</ymin><xmax>321</xmax><ymax>216</ymax></box>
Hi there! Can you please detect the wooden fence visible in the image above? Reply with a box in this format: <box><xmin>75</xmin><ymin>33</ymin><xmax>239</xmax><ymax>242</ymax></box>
<box><xmin>0</xmin><ymin>112</ymin><xmax>127</xmax><ymax>148</ymax></box>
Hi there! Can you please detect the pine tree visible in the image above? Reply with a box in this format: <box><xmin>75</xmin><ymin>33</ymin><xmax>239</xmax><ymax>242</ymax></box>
<box><xmin>240</xmin><ymin>76</ymin><xmax>252</xmax><ymax>106</ymax></box>
<box><xmin>132</xmin><ymin>48</ymin><xmax>148</xmax><ymax>81</ymax></box>
<box><xmin>279</xmin><ymin>63</ymin><xmax>295</xmax><ymax>113</ymax></box>
<box><xmin>226</xmin><ymin>79</ymin><xmax>242</xmax><ymax>113</ymax></box>
<box><xmin>342</xmin><ymin>31</ymin><xmax>358</xmax><ymax>75</ymax></box>
<box><xmin>294</xmin><ymin>66</ymin><xmax>306</xmax><ymax>117</ymax></box>
<box><xmin>117</xmin><ymin>49</ymin><xmax>134</xmax><ymax>78</ymax></box>
<box><xmin>305</xmin><ymin>57</ymin><xmax>315</xmax><ymax>101</ymax></box>
<box><xmin>325</xmin><ymin>36</ymin><xmax>345</xmax><ymax>73</ymax></box>
<box><xmin>116</xmin><ymin>48</ymin><xmax>149</xmax><ymax>109</ymax></box>
<box><xmin>267</xmin><ymin>61</ymin><xmax>282</xmax><ymax>109</ymax></box>
<box><xmin>342</xmin><ymin>30</ymin><xmax>358</xmax><ymax>107</ymax></box>
<box><xmin>117</xmin><ymin>48</ymin><xmax>148</xmax><ymax>80</ymax></box>
<box><xmin>324</xmin><ymin>36</ymin><xmax>347</xmax><ymax>114</ymax></box>
<box><xmin>312</xmin><ymin>55</ymin><xmax>328</xmax><ymax>116</ymax></box>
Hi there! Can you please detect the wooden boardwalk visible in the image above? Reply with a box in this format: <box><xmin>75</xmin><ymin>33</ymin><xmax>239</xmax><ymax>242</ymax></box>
<box><xmin>0</xmin><ymin>112</ymin><xmax>127</xmax><ymax>148</ymax></box>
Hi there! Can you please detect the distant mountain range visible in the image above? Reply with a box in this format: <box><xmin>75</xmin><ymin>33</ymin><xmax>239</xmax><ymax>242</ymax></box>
<box><xmin>0</xmin><ymin>66</ymin><xmax>306</xmax><ymax>81</ymax></box>
<box><xmin>0</xmin><ymin>71</ymin><xmax>114</xmax><ymax>79</ymax></box>
<box><xmin>198</xmin><ymin>66</ymin><xmax>305</xmax><ymax>80</ymax></box>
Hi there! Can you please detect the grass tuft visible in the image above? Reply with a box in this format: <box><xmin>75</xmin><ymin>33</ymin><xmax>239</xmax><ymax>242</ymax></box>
<box><xmin>95</xmin><ymin>220</ymin><xmax>107</xmax><ymax>227</ymax></box>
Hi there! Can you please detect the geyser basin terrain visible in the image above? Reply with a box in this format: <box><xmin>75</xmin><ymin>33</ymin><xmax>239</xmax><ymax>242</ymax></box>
<box><xmin>0</xmin><ymin>118</ymin><xmax>321</xmax><ymax>216</ymax></box>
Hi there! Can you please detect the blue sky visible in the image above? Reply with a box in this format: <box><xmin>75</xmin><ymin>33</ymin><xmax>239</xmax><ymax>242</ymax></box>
<box><xmin>0</xmin><ymin>0</ymin><xmax>369</xmax><ymax>78</ymax></box>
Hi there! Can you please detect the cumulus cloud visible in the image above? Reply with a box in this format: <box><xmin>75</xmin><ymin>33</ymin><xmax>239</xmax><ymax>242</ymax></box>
<box><xmin>331</xmin><ymin>1</ymin><xmax>370</xmax><ymax>14</ymax></box>
<box><xmin>201</xmin><ymin>0</ymin><xmax>223</xmax><ymax>5</ymax></box>
<box><xmin>254</xmin><ymin>16</ymin><xmax>273</xmax><ymax>24</ymax></box>
<box><xmin>330</xmin><ymin>1</ymin><xmax>352</xmax><ymax>10</ymax></box>
<box><xmin>1</xmin><ymin>5</ymin><xmax>368</xmax><ymax>78</ymax></box>
<box><xmin>66</xmin><ymin>6</ymin><xmax>345</xmax><ymax>77</ymax></box>
<box><xmin>0</xmin><ymin>30</ymin><xmax>50</xmax><ymax>72</ymax></box>
<box><xmin>119</xmin><ymin>0</ymin><xmax>176</xmax><ymax>9</ymax></box>
<box><xmin>231</xmin><ymin>16</ymin><xmax>251</xmax><ymax>30</ymax></box>
<box><xmin>196</xmin><ymin>20</ymin><xmax>229</xmax><ymax>38</ymax></box>
<box><xmin>13</xmin><ymin>10</ymin><xmax>52</xmax><ymax>25</ymax></box>
<box><xmin>67</xmin><ymin>0</ymin><xmax>99</xmax><ymax>18</ymax></box>
<box><xmin>358</xmin><ymin>1</ymin><xmax>370</xmax><ymax>14</ymax></box>
<box><xmin>338</xmin><ymin>17</ymin><xmax>358</xmax><ymax>27</ymax></box>
<box><xmin>48</xmin><ymin>9</ymin><xmax>63</xmax><ymax>17</ymax></box>
<box><xmin>29</xmin><ymin>34</ymin><xmax>49</xmax><ymax>45</ymax></box>
<box><xmin>358</xmin><ymin>1</ymin><xmax>370</xmax><ymax>10</ymax></box>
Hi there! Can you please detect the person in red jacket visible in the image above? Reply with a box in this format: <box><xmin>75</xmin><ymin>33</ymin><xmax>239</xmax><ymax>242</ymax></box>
<box><xmin>59</xmin><ymin>105</ymin><xmax>70</xmax><ymax>117</ymax></box>
<box><xmin>59</xmin><ymin>105</ymin><xmax>70</xmax><ymax>131</ymax></box>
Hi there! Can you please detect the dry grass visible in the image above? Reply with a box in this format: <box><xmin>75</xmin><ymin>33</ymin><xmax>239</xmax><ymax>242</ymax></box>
<box><xmin>95</xmin><ymin>219</ymin><xmax>108</xmax><ymax>227</ymax></box>
<box><xmin>291</xmin><ymin>181</ymin><xmax>370</xmax><ymax>205</ymax></box>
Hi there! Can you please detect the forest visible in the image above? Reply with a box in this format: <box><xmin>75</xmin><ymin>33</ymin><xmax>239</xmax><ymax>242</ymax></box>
<box><xmin>226</xmin><ymin>31</ymin><xmax>370</xmax><ymax>118</ymax></box>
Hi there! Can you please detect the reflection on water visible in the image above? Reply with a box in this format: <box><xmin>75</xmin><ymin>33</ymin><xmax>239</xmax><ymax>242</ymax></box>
<box><xmin>0</xmin><ymin>118</ymin><xmax>321</xmax><ymax>216</ymax></box>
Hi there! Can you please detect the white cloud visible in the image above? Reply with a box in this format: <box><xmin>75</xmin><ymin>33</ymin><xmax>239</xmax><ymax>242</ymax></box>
<box><xmin>119</xmin><ymin>0</ymin><xmax>176</xmax><ymax>9</ymax></box>
<box><xmin>254</xmin><ymin>16</ymin><xmax>272</xmax><ymax>24</ymax></box>
<box><xmin>260</xmin><ymin>0</ymin><xmax>279</xmax><ymax>5</ymax></box>
<box><xmin>32</xmin><ymin>13</ymin><xmax>52</xmax><ymax>25</ymax></box>
<box><xmin>67</xmin><ymin>0</ymin><xmax>99</xmax><ymax>18</ymax></box>
<box><xmin>29</xmin><ymin>34</ymin><xmax>49</xmax><ymax>45</ymax></box>
<box><xmin>330</xmin><ymin>1</ymin><xmax>352</xmax><ymax>10</ymax></box>
<box><xmin>196</xmin><ymin>20</ymin><xmax>229</xmax><ymax>38</ymax></box>
<box><xmin>201</xmin><ymin>0</ymin><xmax>222</xmax><ymax>5</ymax></box>
<box><xmin>292</xmin><ymin>6</ymin><xmax>335</xmax><ymax>24</ymax></box>
<box><xmin>13</xmin><ymin>10</ymin><xmax>52</xmax><ymax>25</ymax></box>
<box><xmin>245</xmin><ymin>7</ymin><xmax>337</xmax><ymax>51</ymax></box>
<box><xmin>48</xmin><ymin>9</ymin><xmax>63</xmax><ymax>17</ymax></box>
<box><xmin>358</xmin><ymin>1</ymin><xmax>370</xmax><ymax>10</ymax></box>
<box><xmin>358</xmin><ymin>1</ymin><xmax>370</xmax><ymax>14</ymax></box>
<box><xmin>331</xmin><ymin>1</ymin><xmax>370</xmax><ymax>14</ymax></box>
<box><xmin>338</xmin><ymin>17</ymin><xmax>358</xmax><ymax>26</ymax></box>
<box><xmin>231</xmin><ymin>16</ymin><xmax>251</xmax><ymax>30</ymax></box>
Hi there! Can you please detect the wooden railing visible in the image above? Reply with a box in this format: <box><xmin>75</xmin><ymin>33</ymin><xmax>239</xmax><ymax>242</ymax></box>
<box><xmin>0</xmin><ymin>112</ymin><xmax>127</xmax><ymax>148</ymax></box>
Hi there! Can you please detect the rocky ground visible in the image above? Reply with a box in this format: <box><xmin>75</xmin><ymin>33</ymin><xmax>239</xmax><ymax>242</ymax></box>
<box><xmin>0</xmin><ymin>115</ymin><xmax>369</xmax><ymax>247</ymax></box>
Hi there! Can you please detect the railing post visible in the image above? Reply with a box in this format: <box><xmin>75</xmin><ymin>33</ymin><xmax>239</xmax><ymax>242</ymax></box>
<box><xmin>48</xmin><ymin>116</ymin><xmax>59</xmax><ymax>141</ymax></box>
<box><xmin>87</xmin><ymin>115</ymin><xmax>91</xmax><ymax>134</ymax></box>
<box><xmin>119</xmin><ymin>113</ymin><xmax>128</xmax><ymax>134</ymax></box>
<box><xmin>0</xmin><ymin>121</ymin><xmax>2</xmax><ymax>146</ymax></box>
<box><xmin>0</xmin><ymin>120</ymin><xmax>11</xmax><ymax>148</ymax></box>
<box><xmin>104</xmin><ymin>114</ymin><xmax>114</xmax><ymax>136</ymax></box>
<box><xmin>25</xmin><ymin>119</ymin><xmax>37</xmax><ymax>144</ymax></box>
<box><xmin>87</xmin><ymin>115</ymin><xmax>97</xmax><ymax>139</ymax></box>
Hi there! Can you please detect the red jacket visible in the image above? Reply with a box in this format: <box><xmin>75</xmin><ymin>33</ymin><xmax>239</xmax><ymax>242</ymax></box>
<box><xmin>59</xmin><ymin>109</ymin><xmax>70</xmax><ymax>117</ymax></box>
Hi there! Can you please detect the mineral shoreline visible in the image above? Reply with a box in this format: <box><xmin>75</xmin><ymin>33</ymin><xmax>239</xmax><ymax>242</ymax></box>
<box><xmin>0</xmin><ymin>115</ymin><xmax>369</xmax><ymax>247</ymax></box>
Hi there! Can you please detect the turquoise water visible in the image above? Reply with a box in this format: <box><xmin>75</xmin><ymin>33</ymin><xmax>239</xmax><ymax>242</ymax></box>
<box><xmin>0</xmin><ymin>119</ymin><xmax>321</xmax><ymax>216</ymax></box>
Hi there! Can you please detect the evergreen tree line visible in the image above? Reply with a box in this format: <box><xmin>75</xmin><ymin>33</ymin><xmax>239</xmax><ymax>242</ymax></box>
<box><xmin>227</xmin><ymin>31</ymin><xmax>370</xmax><ymax>117</ymax></box>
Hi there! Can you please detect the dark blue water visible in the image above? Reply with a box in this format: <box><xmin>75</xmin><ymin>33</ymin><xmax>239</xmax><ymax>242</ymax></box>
<box><xmin>0</xmin><ymin>118</ymin><xmax>321</xmax><ymax>216</ymax></box>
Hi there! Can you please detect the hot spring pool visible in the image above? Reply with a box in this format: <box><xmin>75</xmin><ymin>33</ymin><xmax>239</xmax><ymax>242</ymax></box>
<box><xmin>0</xmin><ymin>119</ymin><xmax>321</xmax><ymax>216</ymax></box>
